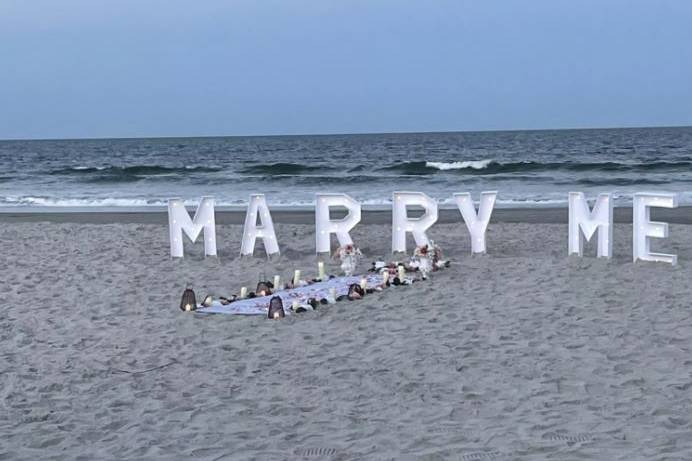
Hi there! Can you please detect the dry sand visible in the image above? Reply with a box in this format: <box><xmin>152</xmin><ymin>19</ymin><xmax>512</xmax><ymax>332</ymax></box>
<box><xmin>2</xmin><ymin>211</ymin><xmax>692</xmax><ymax>460</ymax></box>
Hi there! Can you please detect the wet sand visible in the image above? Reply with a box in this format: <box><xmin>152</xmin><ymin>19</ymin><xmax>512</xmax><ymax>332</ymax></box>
<box><xmin>2</xmin><ymin>205</ymin><xmax>692</xmax><ymax>224</ymax></box>
<box><xmin>1</xmin><ymin>211</ymin><xmax>692</xmax><ymax>460</ymax></box>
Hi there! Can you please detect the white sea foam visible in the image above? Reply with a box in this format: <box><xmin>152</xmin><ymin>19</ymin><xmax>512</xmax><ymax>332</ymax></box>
<box><xmin>0</xmin><ymin>196</ymin><xmax>161</xmax><ymax>207</ymax></box>
<box><xmin>1</xmin><ymin>192</ymin><xmax>688</xmax><ymax>210</ymax></box>
<box><xmin>425</xmin><ymin>159</ymin><xmax>494</xmax><ymax>170</ymax></box>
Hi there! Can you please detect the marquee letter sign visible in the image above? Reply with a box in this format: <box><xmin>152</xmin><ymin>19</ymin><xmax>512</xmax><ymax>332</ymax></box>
<box><xmin>168</xmin><ymin>196</ymin><xmax>217</xmax><ymax>258</ymax></box>
<box><xmin>633</xmin><ymin>192</ymin><xmax>678</xmax><ymax>265</ymax></box>
<box><xmin>454</xmin><ymin>191</ymin><xmax>497</xmax><ymax>254</ymax></box>
<box><xmin>315</xmin><ymin>193</ymin><xmax>361</xmax><ymax>254</ymax></box>
<box><xmin>165</xmin><ymin>191</ymin><xmax>683</xmax><ymax>265</ymax></box>
<box><xmin>392</xmin><ymin>191</ymin><xmax>438</xmax><ymax>253</ymax></box>
<box><xmin>240</xmin><ymin>194</ymin><xmax>280</xmax><ymax>257</ymax></box>
<box><xmin>568</xmin><ymin>192</ymin><xmax>613</xmax><ymax>258</ymax></box>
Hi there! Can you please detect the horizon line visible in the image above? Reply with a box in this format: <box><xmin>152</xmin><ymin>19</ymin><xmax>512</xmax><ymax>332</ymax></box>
<box><xmin>1</xmin><ymin>123</ymin><xmax>691</xmax><ymax>143</ymax></box>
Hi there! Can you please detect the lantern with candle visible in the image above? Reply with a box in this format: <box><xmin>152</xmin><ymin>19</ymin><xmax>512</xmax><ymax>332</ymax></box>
<box><xmin>179</xmin><ymin>288</ymin><xmax>197</xmax><ymax>312</ymax></box>
<box><xmin>268</xmin><ymin>296</ymin><xmax>285</xmax><ymax>319</ymax></box>
<box><xmin>256</xmin><ymin>281</ymin><xmax>272</xmax><ymax>297</ymax></box>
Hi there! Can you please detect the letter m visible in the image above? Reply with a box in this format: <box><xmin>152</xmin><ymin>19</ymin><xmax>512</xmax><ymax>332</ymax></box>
<box><xmin>168</xmin><ymin>196</ymin><xmax>217</xmax><ymax>257</ymax></box>
<box><xmin>568</xmin><ymin>192</ymin><xmax>612</xmax><ymax>258</ymax></box>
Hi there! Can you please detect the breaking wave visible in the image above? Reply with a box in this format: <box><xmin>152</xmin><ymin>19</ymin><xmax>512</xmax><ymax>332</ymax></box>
<box><xmin>49</xmin><ymin>165</ymin><xmax>222</xmax><ymax>182</ymax></box>
<box><xmin>379</xmin><ymin>159</ymin><xmax>692</xmax><ymax>175</ymax></box>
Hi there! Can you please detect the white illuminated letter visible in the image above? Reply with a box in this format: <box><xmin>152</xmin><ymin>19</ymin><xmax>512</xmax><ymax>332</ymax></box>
<box><xmin>453</xmin><ymin>191</ymin><xmax>497</xmax><ymax>254</ymax></box>
<box><xmin>568</xmin><ymin>192</ymin><xmax>613</xmax><ymax>258</ymax></box>
<box><xmin>315</xmin><ymin>193</ymin><xmax>361</xmax><ymax>254</ymax></box>
<box><xmin>241</xmin><ymin>194</ymin><xmax>280</xmax><ymax>257</ymax></box>
<box><xmin>633</xmin><ymin>192</ymin><xmax>678</xmax><ymax>265</ymax></box>
<box><xmin>168</xmin><ymin>196</ymin><xmax>217</xmax><ymax>258</ymax></box>
<box><xmin>392</xmin><ymin>191</ymin><xmax>438</xmax><ymax>253</ymax></box>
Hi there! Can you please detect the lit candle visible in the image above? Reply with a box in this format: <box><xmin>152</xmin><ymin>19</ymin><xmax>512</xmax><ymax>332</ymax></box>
<box><xmin>259</xmin><ymin>290</ymin><xmax>266</xmax><ymax>297</ymax></box>
<box><xmin>184</xmin><ymin>303</ymin><xmax>192</xmax><ymax>312</ymax></box>
<box><xmin>360</xmin><ymin>277</ymin><xmax>367</xmax><ymax>290</ymax></box>
<box><xmin>293</xmin><ymin>270</ymin><xmax>301</xmax><ymax>285</ymax></box>
<box><xmin>292</xmin><ymin>300</ymin><xmax>299</xmax><ymax>310</ymax></box>
<box><xmin>240</xmin><ymin>286</ymin><xmax>247</xmax><ymax>298</ymax></box>
<box><xmin>318</xmin><ymin>261</ymin><xmax>325</xmax><ymax>280</ymax></box>
<box><xmin>382</xmin><ymin>271</ymin><xmax>389</xmax><ymax>285</ymax></box>
<box><xmin>273</xmin><ymin>275</ymin><xmax>280</xmax><ymax>289</ymax></box>
<box><xmin>398</xmin><ymin>265</ymin><xmax>405</xmax><ymax>280</ymax></box>
<box><xmin>273</xmin><ymin>311</ymin><xmax>280</xmax><ymax>319</ymax></box>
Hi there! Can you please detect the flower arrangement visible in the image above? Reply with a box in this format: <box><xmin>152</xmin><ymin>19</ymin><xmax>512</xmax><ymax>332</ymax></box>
<box><xmin>429</xmin><ymin>240</ymin><xmax>447</xmax><ymax>269</ymax></box>
<box><xmin>413</xmin><ymin>241</ymin><xmax>447</xmax><ymax>278</ymax></box>
<box><xmin>334</xmin><ymin>243</ymin><xmax>362</xmax><ymax>276</ymax></box>
<box><xmin>413</xmin><ymin>244</ymin><xmax>430</xmax><ymax>258</ymax></box>
<box><xmin>413</xmin><ymin>243</ymin><xmax>433</xmax><ymax>279</ymax></box>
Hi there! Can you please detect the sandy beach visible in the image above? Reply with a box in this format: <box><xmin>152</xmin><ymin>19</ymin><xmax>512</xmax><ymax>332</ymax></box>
<box><xmin>2</xmin><ymin>209</ymin><xmax>692</xmax><ymax>460</ymax></box>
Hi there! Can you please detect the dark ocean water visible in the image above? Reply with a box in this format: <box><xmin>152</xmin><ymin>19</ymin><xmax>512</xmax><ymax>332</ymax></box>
<box><xmin>1</xmin><ymin>127</ymin><xmax>692</xmax><ymax>208</ymax></box>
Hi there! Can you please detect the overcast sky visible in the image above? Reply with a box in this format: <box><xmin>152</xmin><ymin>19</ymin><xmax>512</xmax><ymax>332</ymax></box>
<box><xmin>1</xmin><ymin>0</ymin><xmax>691</xmax><ymax>139</ymax></box>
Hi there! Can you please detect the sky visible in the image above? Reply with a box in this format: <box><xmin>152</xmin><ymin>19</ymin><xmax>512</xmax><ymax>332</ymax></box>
<box><xmin>1</xmin><ymin>0</ymin><xmax>691</xmax><ymax>140</ymax></box>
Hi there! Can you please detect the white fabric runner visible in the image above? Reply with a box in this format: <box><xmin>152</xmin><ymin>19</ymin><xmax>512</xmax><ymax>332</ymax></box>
<box><xmin>196</xmin><ymin>273</ymin><xmax>386</xmax><ymax>316</ymax></box>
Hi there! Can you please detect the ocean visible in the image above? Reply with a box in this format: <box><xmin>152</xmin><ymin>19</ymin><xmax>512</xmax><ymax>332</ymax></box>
<box><xmin>1</xmin><ymin>126</ymin><xmax>692</xmax><ymax>209</ymax></box>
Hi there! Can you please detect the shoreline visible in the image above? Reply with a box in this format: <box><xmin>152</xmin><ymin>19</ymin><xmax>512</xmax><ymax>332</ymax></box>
<box><xmin>1</xmin><ymin>206</ymin><xmax>691</xmax><ymax>224</ymax></box>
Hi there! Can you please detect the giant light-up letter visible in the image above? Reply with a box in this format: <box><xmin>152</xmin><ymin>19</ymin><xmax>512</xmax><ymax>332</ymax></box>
<box><xmin>392</xmin><ymin>191</ymin><xmax>438</xmax><ymax>253</ymax></box>
<box><xmin>240</xmin><ymin>194</ymin><xmax>280</xmax><ymax>257</ymax></box>
<box><xmin>168</xmin><ymin>196</ymin><xmax>217</xmax><ymax>258</ymax></box>
<box><xmin>454</xmin><ymin>191</ymin><xmax>497</xmax><ymax>254</ymax></box>
<box><xmin>568</xmin><ymin>192</ymin><xmax>613</xmax><ymax>258</ymax></box>
<box><xmin>633</xmin><ymin>192</ymin><xmax>678</xmax><ymax>265</ymax></box>
<box><xmin>315</xmin><ymin>193</ymin><xmax>361</xmax><ymax>254</ymax></box>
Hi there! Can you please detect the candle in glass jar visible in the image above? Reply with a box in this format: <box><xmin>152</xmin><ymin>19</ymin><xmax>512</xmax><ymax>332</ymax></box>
<box><xmin>318</xmin><ymin>261</ymin><xmax>325</xmax><ymax>280</ymax></box>
<box><xmin>360</xmin><ymin>277</ymin><xmax>367</xmax><ymax>290</ymax></box>
<box><xmin>273</xmin><ymin>275</ymin><xmax>280</xmax><ymax>289</ymax></box>
<box><xmin>240</xmin><ymin>286</ymin><xmax>248</xmax><ymax>298</ymax></box>
<box><xmin>329</xmin><ymin>287</ymin><xmax>337</xmax><ymax>301</ymax></box>
<box><xmin>293</xmin><ymin>270</ymin><xmax>301</xmax><ymax>285</ymax></box>
<box><xmin>382</xmin><ymin>271</ymin><xmax>389</xmax><ymax>285</ymax></box>
<box><xmin>397</xmin><ymin>265</ymin><xmax>405</xmax><ymax>280</ymax></box>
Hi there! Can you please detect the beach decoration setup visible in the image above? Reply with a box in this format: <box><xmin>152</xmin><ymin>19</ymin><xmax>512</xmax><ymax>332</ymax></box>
<box><xmin>168</xmin><ymin>190</ymin><xmax>682</xmax><ymax>265</ymax></box>
<box><xmin>184</xmin><ymin>242</ymin><xmax>450</xmax><ymax>317</ymax></box>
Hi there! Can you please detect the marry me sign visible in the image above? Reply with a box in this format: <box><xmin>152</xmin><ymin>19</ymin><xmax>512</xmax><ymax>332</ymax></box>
<box><xmin>168</xmin><ymin>191</ymin><xmax>680</xmax><ymax>265</ymax></box>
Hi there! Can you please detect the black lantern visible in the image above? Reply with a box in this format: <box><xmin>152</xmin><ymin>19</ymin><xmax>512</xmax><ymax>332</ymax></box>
<box><xmin>268</xmin><ymin>296</ymin><xmax>285</xmax><ymax>319</ymax></box>
<box><xmin>256</xmin><ymin>281</ymin><xmax>272</xmax><ymax>297</ymax></box>
<box><xmin>347</xmin><ymin>283</ymin><xmax>365</xmax><ymax>300</ymax></box>
<box><xmin>180</xmin><ymin>288</ymin><xmax>197</xmax><ymax>312</ymax></box>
